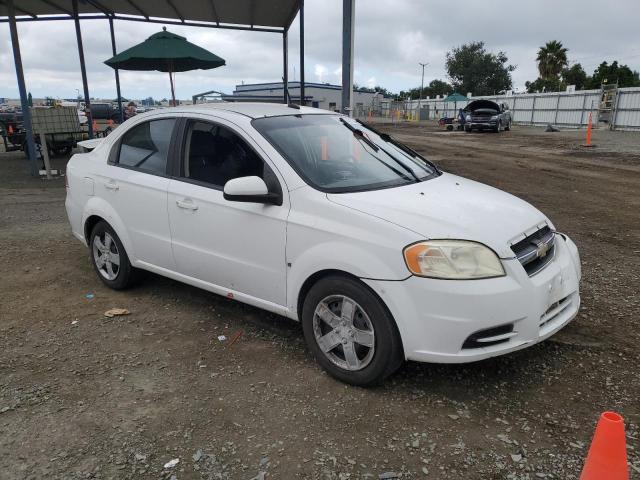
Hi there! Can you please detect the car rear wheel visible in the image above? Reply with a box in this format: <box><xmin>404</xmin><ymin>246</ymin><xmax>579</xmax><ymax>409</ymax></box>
<box><xmin>301</xmin><ymin>275</ymin><xmax>404</xmax><ymax>386</ymax></box>
<box><xmin>89</xmin><ymin>221</ymin><xmax>138</xmax><ymax>290</ymax></box>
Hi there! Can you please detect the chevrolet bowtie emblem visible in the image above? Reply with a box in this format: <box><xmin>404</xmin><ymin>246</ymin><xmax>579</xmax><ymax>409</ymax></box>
<box><xmin>535</xmin><ymin>240</ymin><xmax>550</xmax><ymax>258</ymax></box>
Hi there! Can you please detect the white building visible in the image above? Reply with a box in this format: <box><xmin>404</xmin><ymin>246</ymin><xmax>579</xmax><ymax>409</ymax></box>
<box><xmin>224</xmin><ymin>81</ymin><xmax>387</xmax><ymax>114</ymax></box>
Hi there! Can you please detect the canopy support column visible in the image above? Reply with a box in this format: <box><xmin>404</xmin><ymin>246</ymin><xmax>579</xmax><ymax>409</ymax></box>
<box><xmin>341</xmin><ymin>0</ymin><xmax>355</xmax><ymax>116</ymax></box>
<box><xmin>72</xmin><ymin>0</ymin><xmax>93</xmax><ymax>138</ymax></box>
<box><xmin>7</xmin><ymin>0</ymin><xmax>38</xmax><ymax>176</ymax></box>
<box><xmin>108</xmin><ymin>17</ymin><xmax>124</xmax><ymax>123</ymax></box>
<box><xmin>283</xmin><ymin>30</ymin><xmax>288</xmax><ymax>103</ymax></box>
<box><xmin>299</xmin><ymin>0</ymin><xmax>305</xmax><ymax>106</ymax></box>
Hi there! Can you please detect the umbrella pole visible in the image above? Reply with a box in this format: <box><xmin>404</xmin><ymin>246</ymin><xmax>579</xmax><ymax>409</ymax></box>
<box><xmin>169</xmin><ymin>69</ymin><xmax>176</xmax><ymax>106</ymax></box>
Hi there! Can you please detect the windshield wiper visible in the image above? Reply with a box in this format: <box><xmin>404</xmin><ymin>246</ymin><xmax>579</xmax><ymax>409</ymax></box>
<box><xmin>340</xmin><ymin>118</ymin><xmax>417</xmax><ymax>182</ymax></box>
<box><xmin>342</xmin><ymin>119</ymin><xmax>420</xmax><ymax>182</ymax></box>
<box><xmin>356</xmin><ymin>119</ymin><xmax>441</xmax><ymax>174</ymax></box>
<box><xmin>376</xmin><ymin>144</ymin><xmax>421</xmax><ymax>182</ymax></box>
<box><xmin>339</xmin><ymin>118</ymin><xmax>379</xmax><ymax>152</ymax></box>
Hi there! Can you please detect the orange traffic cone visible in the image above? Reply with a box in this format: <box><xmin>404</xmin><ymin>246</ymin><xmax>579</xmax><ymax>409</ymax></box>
<box><xmin>580</xmin><ymin>412</ymin><xmax>629</xmax><ymax>480</ymax></box>
<box><xmin>584</xmin><ymin>111</ymin><xmax>593</xmax><ymax>147</ymax></box>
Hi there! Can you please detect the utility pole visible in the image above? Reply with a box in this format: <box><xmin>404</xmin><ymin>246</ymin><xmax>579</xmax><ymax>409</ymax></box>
<box><xmin>417</xmin><ymin>62</ymin><xmax>429</xmax><ymax>121</ymax></box>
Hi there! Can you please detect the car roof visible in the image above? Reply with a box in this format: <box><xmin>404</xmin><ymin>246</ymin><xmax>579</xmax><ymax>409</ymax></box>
<box><xmin>169</xmin><ymin>102</ymin><xmax>333</xmax><ymax>119</ymax></box>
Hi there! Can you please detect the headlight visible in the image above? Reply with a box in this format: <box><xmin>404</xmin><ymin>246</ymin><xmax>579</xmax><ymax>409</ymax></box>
<box><xmin>403</xmin><ymin>240</ymin><xmax>505</xmax><ymax>279</ymax></box>
<box><xmin>491</xmin><ymin>115</ymin><xmax>499</xmax><ymax>120</ymax></box>
<box><xmin>465</xmin><ymin>115</ymin><xmax>471</xmax><ymax>121</ymax></box>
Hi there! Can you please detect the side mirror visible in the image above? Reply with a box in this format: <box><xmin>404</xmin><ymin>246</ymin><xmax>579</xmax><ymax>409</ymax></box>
<box><xmin>223</xmin><ymin>176</ymin><xmax>282</xmax><ymax>206</ymax></box>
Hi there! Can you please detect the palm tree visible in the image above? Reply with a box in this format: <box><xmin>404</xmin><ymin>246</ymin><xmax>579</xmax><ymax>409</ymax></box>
<box><xmin>537</xmin><ymin>41</ymin><xmax>568</xmax><ymax>79</ymax></box>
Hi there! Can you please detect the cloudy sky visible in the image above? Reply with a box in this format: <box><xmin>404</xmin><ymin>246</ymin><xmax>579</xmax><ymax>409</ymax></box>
<box><xmin>1</xmin><ymin>0</ymin><xmax>639</xmax><ymax>101</ymax></box>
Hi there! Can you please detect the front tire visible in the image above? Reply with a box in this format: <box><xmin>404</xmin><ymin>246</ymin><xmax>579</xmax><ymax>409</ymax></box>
<box><xmin>89</xmin><ymin>221</ymin><xmax>138</xmax><ymax>290</ymax></box>
<box><xmin>301</xmin><ymin>275</ymin><xmax>404</xmax><ymax>386</ymax></box>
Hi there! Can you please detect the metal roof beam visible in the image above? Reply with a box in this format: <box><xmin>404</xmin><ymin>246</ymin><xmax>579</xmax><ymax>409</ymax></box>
<box><xmin>38</xmin><ymin>0</ymin><xmax>72</xmax><ymax>16</ymax></box>
<box><xmin>165</xmin><ymin>0</ymin><xmax>184</xmax><ymax>22</ymax></box>
<box><xmin>0</xmin><ymin>12</ymin><xmax>286</xmax><ymax>33</ymax></box>
<box><xmin>209</xmin><ymin>0</ymin><xmax>219</xmax><ymax>25</ymax></box>
<box><xmin>285</xmin><ymin>0</ymin><xmax>301</xmax><ymax>30</ymax></box>
<box><xmin>0</xmin><ymin>0</ymin><xmax>36</xmax><ymax>17</ymax></box>
<box><xmin>84</xmin><ymin>0</ymin><xmax>114</xmax><ymax>16</ymax></box>
<box><xmin>124</xmin><ymin>0</ymin><xmax>148</xmax><ymax>20</ymax></box>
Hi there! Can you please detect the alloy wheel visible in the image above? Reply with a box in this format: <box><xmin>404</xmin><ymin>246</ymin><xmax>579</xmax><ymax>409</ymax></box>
<box><xmin>92</xmin><ymin>231</ymin><xmax>120</xmax><ymax>281</ymax></box>
<box><xmin>312</xmin><ymin>295</ymin><xmax>375</xmax><ymax>371</ymax></box>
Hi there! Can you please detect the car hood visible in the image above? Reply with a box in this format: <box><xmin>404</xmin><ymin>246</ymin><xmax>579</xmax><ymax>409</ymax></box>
<box><xmin>465</xmin><ymin>99</ymin><xmax>500</xmax><ymax>112</ymax></box>
<box><xmin>327</xmin><ymin>173</ymin><xmax>549</xmax><ymax>258</ymax></box>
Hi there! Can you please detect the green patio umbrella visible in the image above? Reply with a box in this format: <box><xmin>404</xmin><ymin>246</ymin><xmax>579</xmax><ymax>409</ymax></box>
<box><xmin>105</xmin><ymin>27</ymin><xmax>226</xmax><ymax>106</ymax></box>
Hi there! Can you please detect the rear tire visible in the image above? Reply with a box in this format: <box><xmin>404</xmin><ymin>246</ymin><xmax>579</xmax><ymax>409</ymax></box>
<box><xmin>301</xmin><ymin>275</ymin><xmax>404</xmax><ymax>386</ymax></box>
<box><xmin>89</xmin><ymin>221</ymin><xmax>139</xmax><ymax>290</ymax></box>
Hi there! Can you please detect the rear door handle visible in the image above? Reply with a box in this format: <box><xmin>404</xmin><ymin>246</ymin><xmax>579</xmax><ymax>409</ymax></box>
<box><xmin>176</xmin><ymin>199</ymin><xmax>199</xmax><ymax>211</ymax></box>
<box><xmin>104</xmin><ymin>180</ymin><xmax>119</xmax><ymax>191</ymax></box>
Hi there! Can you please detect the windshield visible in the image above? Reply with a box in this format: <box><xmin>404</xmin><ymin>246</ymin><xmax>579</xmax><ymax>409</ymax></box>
<box><xmin>252</xmin><ymin>114</ymin><xmax>438</xmax><ymax>193</ymax></box>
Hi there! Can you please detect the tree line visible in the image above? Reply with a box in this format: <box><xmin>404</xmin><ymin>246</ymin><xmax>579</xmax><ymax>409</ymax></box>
<box><xmin>361</xmin><ymin>41</ymin><xmax>639</xmax><ymax>99</ymax></box>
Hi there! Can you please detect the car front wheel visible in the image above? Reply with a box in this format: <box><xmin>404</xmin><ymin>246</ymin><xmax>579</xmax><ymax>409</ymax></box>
<box><xmin>301</xmin><ymin>275</ymin><xmax>404</xmax><ymax>386</ymax></box>
<box><xmin>89</xmin><ymin>221</ymin><xmax>138</xmax><ymax>290</ymax></box>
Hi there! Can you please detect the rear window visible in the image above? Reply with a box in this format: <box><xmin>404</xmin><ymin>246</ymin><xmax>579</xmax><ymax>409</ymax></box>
<box><xmin>117</xmin><ymin>119</ymin><xmax>175</xmax><ymax>175</ymax></box>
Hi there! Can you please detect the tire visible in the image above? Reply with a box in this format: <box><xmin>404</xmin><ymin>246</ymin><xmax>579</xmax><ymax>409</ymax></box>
<box><xmin>494</xmin><ymin>121</ymin><xmax>501</xmax><ymax>133</ymax></box>
<box><xmin>301</xmin><ymin>275</ymin><xmax>404</xmax><ymax>386</ymax></box>
<box><xmin>89</xmin><ymin>221</ymin><xmax>138</xmax><ymax>290</ymax></box>
<box><xmin>465</xmin><ymin>126</ymin><xmax>472</xmax><ymax>133</ymax></box>
<box><xmin>504</xmin><ymin>120</ymin><xmax>511</xmax><ymax>131</ymax></box>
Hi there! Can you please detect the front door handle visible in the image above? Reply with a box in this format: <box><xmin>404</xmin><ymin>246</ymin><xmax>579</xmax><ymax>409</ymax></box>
<box><xmin>176</xmin><ymin>199</ymin><xmax>199</xmax><ymax>211</ymax></box>
<box><xmin>104</xmin><ymin>180</ymin><xmax>119</xmax><ymax>191</ymax></box>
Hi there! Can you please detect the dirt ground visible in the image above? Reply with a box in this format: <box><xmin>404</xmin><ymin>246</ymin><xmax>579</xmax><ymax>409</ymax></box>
<box><xmin>1</xmin><ymin>123</ymin><xmax>639</xmax><ymax>480</ymax></box>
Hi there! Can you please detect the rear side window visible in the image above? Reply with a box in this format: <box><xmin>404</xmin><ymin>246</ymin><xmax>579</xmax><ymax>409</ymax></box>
<box><xmin>117</xmin><ymin>119</ymin><xmax>175</xmax><ymax>175</ymax></box>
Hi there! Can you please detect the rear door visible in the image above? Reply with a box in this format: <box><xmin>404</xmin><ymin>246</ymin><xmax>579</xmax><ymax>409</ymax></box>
<box><xmin>167</xmin><ymin>117</ymin><xmax>289</xmax><ymax>306</ymax></box>
<box><xmin>96</xmin><ymin>117</ymin><xmax>177</xmax><ymax>270</ymax></box>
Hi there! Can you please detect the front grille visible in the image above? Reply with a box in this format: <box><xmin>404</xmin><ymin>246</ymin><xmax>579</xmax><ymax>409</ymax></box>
<box><xmin>511</xmin><ymin>226</ymin><xmax>555</xmax><ymax>276</ymax></box>
<box><xmin>471</xmin><ymin>115</ymin><xmax>492</xmax><ymax>122</ymax></box>
<box><xmin>462</xmin><ymin>323</ymin><xmax>515</xmax><ymax>349</ymax></box>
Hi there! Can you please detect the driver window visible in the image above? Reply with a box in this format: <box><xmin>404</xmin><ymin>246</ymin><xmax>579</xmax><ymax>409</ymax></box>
<box><xmin>182</xmin><ymin>121</ymin><xmax>268</xmax><ymax>189</ymax></box>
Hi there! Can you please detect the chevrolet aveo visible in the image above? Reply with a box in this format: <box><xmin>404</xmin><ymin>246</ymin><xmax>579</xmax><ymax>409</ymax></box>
<box><xmin>65</xmin><ymin>103</ymin><xmax>581</xmax><ymax>386</ymax></box>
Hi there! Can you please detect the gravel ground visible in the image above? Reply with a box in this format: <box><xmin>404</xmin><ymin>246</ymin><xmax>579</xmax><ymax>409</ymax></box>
<box><xmin>0</xmin><ymin>124</ymin><xmax>639</xmax><ymax>479</ymax></box>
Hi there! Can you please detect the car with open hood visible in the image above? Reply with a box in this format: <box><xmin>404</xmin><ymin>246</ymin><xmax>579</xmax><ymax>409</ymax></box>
<box><xmin>66</xmin><ymin>103</ymin><xmax>580</xmax><ymax>386</ymax></box>
<box><xmin>464</xmin><ymin>99</ymin><xmax>512</xmax><ymax>132</ymax></box>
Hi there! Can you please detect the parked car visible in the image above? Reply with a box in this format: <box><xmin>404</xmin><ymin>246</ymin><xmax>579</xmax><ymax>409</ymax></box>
<box><xmin>89</xmin><ymin>102</ymin><xmax>122</xmax><ymax>122</ymax></box>
<box><xmin>464</xmin><ymin>99</ymin><xmax>512</xmax><ymax>132</ymax></box>
<box><xmin>65</xmin><ymin>103</ymin><xmax>581</xmax><ymax>385</ymax></box>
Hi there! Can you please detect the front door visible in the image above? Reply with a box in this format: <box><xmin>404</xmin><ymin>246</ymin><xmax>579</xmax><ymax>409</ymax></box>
<box><xmin>167</xmin><ymin>118</ymin><xmax>288</xmax><ymax>306</ymax></box>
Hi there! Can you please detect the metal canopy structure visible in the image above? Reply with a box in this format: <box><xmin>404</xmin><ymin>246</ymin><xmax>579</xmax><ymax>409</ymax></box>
<box><xmin>0</xmin><ymin>0</ymin><xmax>300</xmax><ymax>29</ymax></box>
<box><xmin>1</xmin><ymin>0</ymin><xmax>311</xmax><ymax>176</ymax></box>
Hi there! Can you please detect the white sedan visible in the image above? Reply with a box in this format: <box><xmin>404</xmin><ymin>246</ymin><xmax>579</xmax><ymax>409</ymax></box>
<box><xmin>65</xmin><ymin>103</ymin><xmax>581</xmax><ymax>386</ymax></box>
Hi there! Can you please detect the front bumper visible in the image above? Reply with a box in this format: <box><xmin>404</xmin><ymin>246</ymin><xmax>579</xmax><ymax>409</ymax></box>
<box><xmin>468</xmin><ymin>121</ymin><xmax>497</xmax><ymax>129</ymax></box>
<box><xmin>363</xmin><ymin>234</ymin><xmax>581</xmax><ymax>363</ymax></box>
